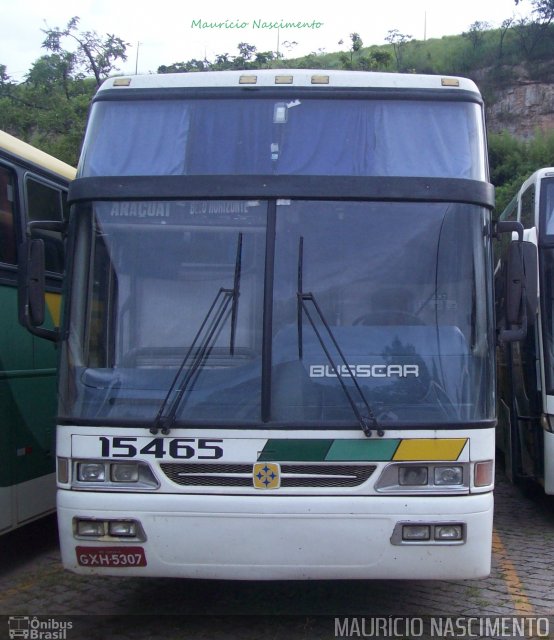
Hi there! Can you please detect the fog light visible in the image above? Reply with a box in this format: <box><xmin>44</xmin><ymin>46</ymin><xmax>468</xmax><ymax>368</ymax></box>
<box><xmin>108</xmin><ymin>520</ymin><xmax>138</xmax><ymax>537</ymax></box>
<box><xmin>434</xmin><ymin>466</ymin><xmax>463</xmax><ymax>486</ymax></box>
<box><xmin>402</xmin><ymin>525</ymin><xmax>430</xmax><ymax>541</ymax></box>
<box><xmin>474</xmin><ymin>460</ymin><xmax>494</xmax><ymax>487</ymax></box>
<box><xmin>399</xmin><ymin>466</ymin><xmax>428</xmax><ymax>486</ymax></box>
<box><xmin>111</xmin><ymin>463</ymin><xmax>139</xmax><ymax>483</ymax></box>
<box><xmin>76</xmin><ymin>519</ymin><xmax>105</xmax><ymax>537</ymax></box>
<box><xmin>435</xmin><ymin>525</ymin><xmax>463</xmax><ymax>541</ymax></box>
<box><xmin>78</xmin><ymin>463</ymin><xmax>106</xmax><ymax>482</ymax></box>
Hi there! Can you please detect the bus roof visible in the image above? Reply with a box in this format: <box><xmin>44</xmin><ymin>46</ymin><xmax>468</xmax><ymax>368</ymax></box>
<box><xmin>0</xmin><ymin>129</ymin><xmax>76</xmax><ymax>181</ymax></box>
<box><xmin>98</xmin><ymin>69</ymin><xmax>481</xmax><ymax>95</ymax></box>
<box><xmin>525</xmin><ymin>167</ymin><xmax>554</xmax><ymax>184</ymax></box>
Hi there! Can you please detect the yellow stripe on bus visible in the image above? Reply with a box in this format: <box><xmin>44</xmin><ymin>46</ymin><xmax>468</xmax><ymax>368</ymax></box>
<box><xmin>45</xmin><ymin>292</ymin><xmax>62</xmax><ymax>327</ymax></box>
<box><xmin>393</xmin><ymin>438</ymin><xmax>467</xmax><ymax>461</ymax></box>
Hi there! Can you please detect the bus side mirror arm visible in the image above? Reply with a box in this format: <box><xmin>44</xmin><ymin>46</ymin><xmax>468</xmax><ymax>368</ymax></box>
<box><xmin>18</xmin><ymin>222</ymin><xmax>65</xmax><ymax>342</ymax></box>
<box><xmin>494</xmin><ymin>221</ymin><xmax>538</xmax><ymax>343</ymax></box>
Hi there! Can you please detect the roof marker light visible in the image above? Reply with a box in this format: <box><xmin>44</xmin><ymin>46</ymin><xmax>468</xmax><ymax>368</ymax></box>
<box><xmin>113</xmin><ymin>77</ymin><xmax>132</xmax><ymax>87</ymax></box>
<box><xmin>311</xmin><ymin>75</ymin><xmax>329</xmax><ymax>84</ymax></box>
<box><xmin>275</xmin><ymin>75</ymin><xmax>293</xmax><ymax>84</ymax></box>
<box><xmin>239</xmin><ymin>75</ymin><xmax>257</xmax><ymax>85</ymax></box>
<box><xmin>441</xmin><ymin>77</ymin><xmax>460</xmax><ymax>87</ymax></box>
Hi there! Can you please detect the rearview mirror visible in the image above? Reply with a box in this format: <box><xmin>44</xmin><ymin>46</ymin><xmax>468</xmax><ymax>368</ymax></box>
<box><xmin>18</xmin><ymin>234</ymin><xmax>60</xmax><ymax>342</ymax></box>
<box><xmin>499</xmin><ymin>239</ymin><xmax>538</xmax><ymax>342</ymax></box>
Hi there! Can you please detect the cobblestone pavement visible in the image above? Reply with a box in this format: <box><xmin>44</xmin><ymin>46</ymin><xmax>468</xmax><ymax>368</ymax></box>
<box><xmin>0</xmin><ymin>466</ymin><xmax>553</xmax><ymax>639</ymax></box>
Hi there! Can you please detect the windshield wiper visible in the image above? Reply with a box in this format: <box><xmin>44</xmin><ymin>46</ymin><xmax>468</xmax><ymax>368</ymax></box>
<box><xmin>151</xmin><ymin>232</ymin><xmax>243</xmax><ymax>434</ymax></box>
<box><xmin>297</xmin><ymin>237</ymin><xmax>382</xmax><ymax>438</ymax></box>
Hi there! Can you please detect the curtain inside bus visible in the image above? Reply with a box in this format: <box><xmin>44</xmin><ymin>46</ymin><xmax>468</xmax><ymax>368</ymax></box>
<box><xmin>79</xmin><ymin>99</ymin><xmax>485</xmax><ymax>180</ymax></box>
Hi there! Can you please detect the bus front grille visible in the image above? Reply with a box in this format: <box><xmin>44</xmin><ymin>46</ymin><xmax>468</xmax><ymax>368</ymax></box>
<box><xmin>159</xmin><ymin>463</ymin><xmax>376</xmax><ymax>488</ymax></box>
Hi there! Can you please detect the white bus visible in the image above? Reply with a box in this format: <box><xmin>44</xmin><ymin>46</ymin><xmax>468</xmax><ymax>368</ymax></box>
<box><xmin>20</xmin><ymin>70</ymin><xmax>527</xmax><ymax>579</ymax></box>
<box><xmin>496</xmin><ymin>168</ymin><xmax>553</xmax><ymax>494</ymax></box>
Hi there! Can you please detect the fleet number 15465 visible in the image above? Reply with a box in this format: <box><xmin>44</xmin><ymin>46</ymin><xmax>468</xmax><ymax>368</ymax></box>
<box><xmin>99</xmin><ymin>437</ymin><xmax>224</xmax><ymax>459</ymax></box>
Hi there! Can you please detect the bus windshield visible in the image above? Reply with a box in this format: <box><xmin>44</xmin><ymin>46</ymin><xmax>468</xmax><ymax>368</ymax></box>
<box><xmin>60</xmin><ymin>198</ymin><xmax>494</xmax><ymax>428</ymax></box>
<box><xmin>78</xmin><ymin>98</ymin><xmax>486</xmax><ymax>179</ymax></box>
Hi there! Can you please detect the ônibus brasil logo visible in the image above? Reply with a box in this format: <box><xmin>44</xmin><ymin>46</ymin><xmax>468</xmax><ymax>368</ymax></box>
<box><xmin>8</xmin><ymin>616</ymin><xmax>73</xmax><ymax>639</ymax></box>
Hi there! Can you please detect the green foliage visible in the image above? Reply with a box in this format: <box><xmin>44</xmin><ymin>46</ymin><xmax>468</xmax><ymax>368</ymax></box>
<box><xmin>0</xmin><ymin>16</ymin><xmax>129</xmax><ymax>164</ymax></box>
<box><xmin>0</xmin><ymin>73</ymin><xmax>92</xmax><ymax>166</ymax></box>
<box><xmin>158</xmin><ymin>42</ymin><xmax>281</xmax><ymax>73</ymax></box>
<box><xmin>489</xmin><ymin>130</ymin><xmax>554</xmax><ymax>214</ymax></box>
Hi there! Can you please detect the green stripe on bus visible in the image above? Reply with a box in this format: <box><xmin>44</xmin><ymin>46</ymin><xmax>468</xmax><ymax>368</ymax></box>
<box><xmin>257</xmin><ymin>439</ymin><xmax>402</xmax><ymax>462</ymax></box>
<box><xmin>325</xmin><ymin>439</ymin><xmax>401</xmax><ymax>461</ymax></box>
<box><xmin>257</xmin><ymin>439</ymin><xmax>334</xmax><ymax>461</ymax></box>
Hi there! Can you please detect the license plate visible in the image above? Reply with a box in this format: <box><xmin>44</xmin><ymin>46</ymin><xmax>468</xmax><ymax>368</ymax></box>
<box><xmin>76</xmin><ymin>546</ymin><xmax>147</xmax><ymax>568</ymax></box>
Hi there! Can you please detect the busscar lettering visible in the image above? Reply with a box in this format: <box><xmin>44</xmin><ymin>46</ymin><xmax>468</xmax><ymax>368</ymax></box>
<box><xmin>309</xmin><ymin>364</ymin><xmax>419</xmax><ymax>378</ymax></box>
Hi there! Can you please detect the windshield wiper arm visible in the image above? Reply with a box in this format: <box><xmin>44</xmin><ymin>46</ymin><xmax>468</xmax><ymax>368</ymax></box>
<box><xmin>230</xmin><ymin>232</ymin><xmax>243</xmax><ymax>355</ymax></box>
<box><xmin>297</xmin><ymin>237</ymin><xmax>382</xmax><ymax>438</ymax></box>
<box><xmin>151</xmin><ymin>232</ymin><xmax>243</xmax><ymax>435</ymax></box>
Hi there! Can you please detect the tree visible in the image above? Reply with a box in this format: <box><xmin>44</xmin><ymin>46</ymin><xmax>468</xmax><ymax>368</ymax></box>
<box><xmin>515</xmin><ymin>0</ymin><xmax>554</xmax><ymax>25</ymax></box>
<box><xmin>237</xmin><ymin>42</ymin><xmax>257</xmax><ymax>62</ymax></box>
<box><xmin>463</xmin><ymin>21</ymin><xmax>491</xmax><ymax>50</ymax></box>
<box><xmin>0</xmin><ymin>64</ymin><xmax>10</xmax><ymax>84</ymax></box>
<box><xmin>42</xmin><ymin>16</ymin><xmax>129</xmax><ymax>87</ymax></box>
<box><xmin>350</xmin><ymin>33</ymin><xmax>363</xmax><ymax>62</ymax></box>
<box><xmin>385</xmin><ymin>30</ymin><xmax>412</xmax><ymax>71</ymax></box>
<box><xmin>498</xmin><ymin>17</ymin><xmax>515</xmax><ymax>59</ymax></box>
<box><xmin>159</xmin><ymin>42</ymin><xmax>282</xmax><ymax>74</ymax></box>
<box><xmin>26</xmin><ymin>54</ymin><xmax>74</xmax><ymax>100</ymax></box>
<box><xmin>339</xmin><ymin>33</ymin><xmax>364</xmax><ymax>69</ymax></box>
<box><xmin>513</xmin><ymin>0</ymin><xmax>554</xmax><ymax>58</ymax></box>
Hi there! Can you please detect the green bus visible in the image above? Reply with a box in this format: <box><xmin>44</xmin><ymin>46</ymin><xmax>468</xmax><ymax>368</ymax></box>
<box><xmin>0</xmin><ymin>130</ymin><xmax>75</xmax><ymax>533</ymax></box>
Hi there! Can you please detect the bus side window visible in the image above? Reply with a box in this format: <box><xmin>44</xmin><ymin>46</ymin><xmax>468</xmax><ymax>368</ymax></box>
<box><xmin>0</xmin><ymin>165</ymin><xmax>17</xmax><ymax>265</ymax></box>
<box><xmin>26</xmin><ymin>177</ymin><xmax>65</xmax><ymax>274</ymax></box>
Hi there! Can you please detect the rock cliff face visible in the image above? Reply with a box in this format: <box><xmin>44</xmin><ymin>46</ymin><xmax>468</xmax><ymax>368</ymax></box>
<box><xmin>480</xmin><ymin>66</ymin><xmax>554</xmax><ymax>138</ymax></box>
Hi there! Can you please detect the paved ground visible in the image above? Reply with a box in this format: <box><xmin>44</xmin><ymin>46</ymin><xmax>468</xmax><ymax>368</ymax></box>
<box><xmin>0</xmin><ymin>465</ymin><xmax>553</xmax><ymax>639</ymax></box>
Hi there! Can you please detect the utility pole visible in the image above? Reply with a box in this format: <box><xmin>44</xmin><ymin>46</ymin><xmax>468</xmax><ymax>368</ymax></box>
<box><xmin>135</xmin><ymin>42</ymin><xmax>141</xmax><ymax>74</ymax></box>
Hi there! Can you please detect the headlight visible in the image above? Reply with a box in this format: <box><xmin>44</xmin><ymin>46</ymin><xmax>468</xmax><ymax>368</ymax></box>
<box><xmin>435</xmin><ymin>524</ymin><xmax>464</xmax><ymax>541</ymax></box>
<box><xmin>74</xmin><ymin>518</ymin><xmax>146</xmax><ymax>541</ymax></box>
<box><xmin>73</xmin><ymin>460</ymin><xmax>159</xmax><ymax>490</ymax></box>
<box><xmin>434</xmin><ymin>466</ymin><xmax>463</xmax><ymax>486</ymax></box>
<box><xmin>111</xmin><ymin>463</ymin><xmax>139</xmax><ymax>483</ymax></box>
<box><xmin>76</xmin><ymin>519</ymin><xmax>106</xmax><ymax>537</ymax></box>
<box><xmin>399</xmin><ymin>466</ymin><xmax>428</xmax><ymax>486</ymax></box>
<box><xmin>78</xmin><ymin>462</ymin><xmax>106</xmax><ymax>482</ymax></box>
<box><xmin>402</xmin><ymin>525</ymin><xmax>431</xmax><ymax>541</ymax></box>
<box><xmin>376</xmin><ymin>462</ymin><xmax>470</xmax><ymax>493</ymax></box>
<box><xmin>391</xmin><ymin>522</ymin><xmax>465</xmax><ymax>545</ymax></box>
<box><xmin>108</xmin><ymin>520</ymin><xmax>139</xmax><ymax>537</ymax></box>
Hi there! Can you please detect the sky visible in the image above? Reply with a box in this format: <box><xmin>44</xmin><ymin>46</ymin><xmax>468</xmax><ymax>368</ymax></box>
<box><xmin>1</xmin><ymin>0</ymin><xmax>534</xmax><ymax>81</ymax></box>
